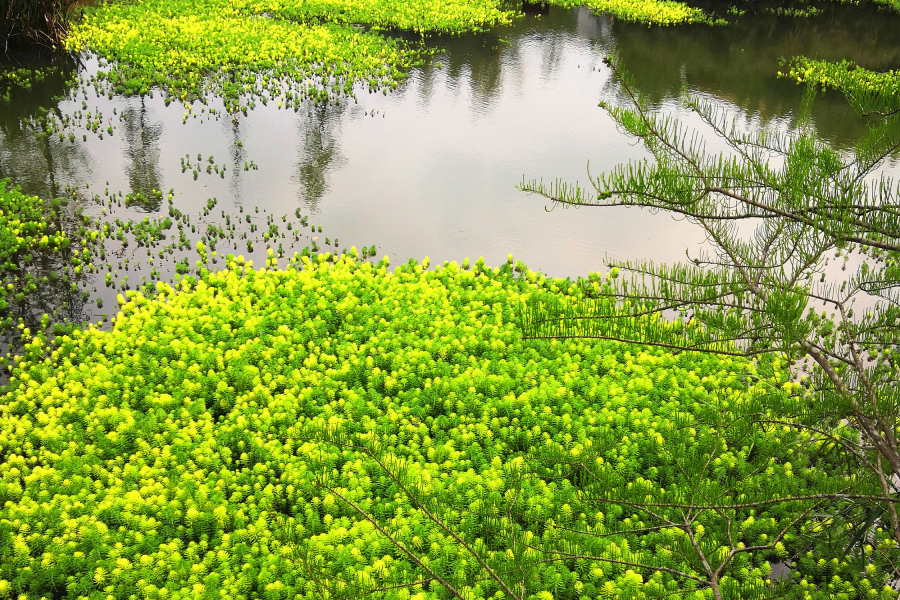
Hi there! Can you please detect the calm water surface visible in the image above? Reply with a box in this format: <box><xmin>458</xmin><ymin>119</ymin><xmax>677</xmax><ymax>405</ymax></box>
<box><xmin>1</xmin><ymin>3</ymin><xmax>898</xmax><ymax>302</ymax></box>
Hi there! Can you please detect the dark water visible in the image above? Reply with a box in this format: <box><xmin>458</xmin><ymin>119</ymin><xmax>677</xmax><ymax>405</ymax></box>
<box><xmin>0</xmin><ymin>2</ymin><xmax>898</xmax><ymax>331</ymax></box>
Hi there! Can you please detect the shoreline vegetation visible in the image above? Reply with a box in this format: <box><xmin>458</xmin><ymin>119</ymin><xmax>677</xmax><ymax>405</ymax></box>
<box><xmin>3</xmin><ymin>0</ymin><xmax>898</xmax><ymax>121</ymax></box>
<box><xmin>61</xmin><ymin>0</ymin><xmax>711</xmax><ymax>112</ymax></box>
<box><xmin>44</xmin><ymin>0</ymin><xmax>895</xmax><ymax>117</ymax></box>
<box><xmin>1</xmin><ymin>0</ymin><xmax>83</xmax><ymax>53</ymax></box>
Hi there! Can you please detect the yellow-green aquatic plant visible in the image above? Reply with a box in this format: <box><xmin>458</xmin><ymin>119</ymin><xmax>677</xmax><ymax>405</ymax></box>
<box><xmin>65</xmin><ymin>0</ymin><xmax>711</xmax><ymax>110</ymax></box>
<box><xmin>65</xmin><ymin>0</ymin><xmax>505</xmax><ymax>108</ymax></box>
<box><xmin>782</xmin><ymin>57</ymin><xmax>900</xmax><ymax>117</ymax></box>
<box><xmin>0</xmin><ymin>253</ymin><xmax>892</xmax><ymax>599</ymax></box>
<box><xmin>551</xmin><ymin>0</ymin><xmax>706</xmax><ymax>25</ymax></box>
<box><xmin>0</xmin><ymin>180</ymin><xmax>78</xmax><ymax>332</ymax></box>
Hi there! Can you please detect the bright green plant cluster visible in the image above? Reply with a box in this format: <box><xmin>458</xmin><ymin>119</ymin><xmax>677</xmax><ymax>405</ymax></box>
<box><xmin>14</xmin><ymin>99</ymin><xmax>113</xmax><ymax>144</ymax></box>
<box><xmin>0</xmin><ymin>67</ymin><xmax>56</xmax><ymax>103</ymax></box>
<box><xmin>0</xmin><ymin>65</ymin><xmax>78</xmax><ymax>127</ymax></box>
<box><xmin>0</xmin><ymin>178</ymin><xmax>342</xmax><ymax>366</ymax></box>
<box><xmin>67</xmin><ymin>2</ymin><xmax>412</xmax><ymax>108</ymax></box>
<box><xmin>0</xmin><ymin>180</ymin><xmax>72</xmax><ymax>329</ymax></box>
<box><xmin>0</xmin><ymin>253</ymin><xmax>892</xmax><ymax>599</ymax></box>
<box><xmin>240</xmin><ymin>0</ymin><xmax>514</xmax><ymax>34</ymax></box>
<box><xmin>784</xmin><ymin>57</ymin><xmax>900</xmax><ymax>92</ymax></box>
<box><xmin>782</xmin><ymin>57</ymin><xmax>900</xmax><ymax>108</ymax></box>
<box><xmin>766</xmin><ymin>5</ymin><xmax>821</xmax><ymax>17</ymax></box>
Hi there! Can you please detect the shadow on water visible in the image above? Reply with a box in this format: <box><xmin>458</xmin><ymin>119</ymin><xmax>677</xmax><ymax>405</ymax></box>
<box><xmin>294</xmin><ymin>101</ymin><xmax>347</xmax><ymax>212</ymax></box>
<box><xmin>121</xmin><ymin>98</ymin><xmax>164</xmax><ymax>210</ymax></box>
<box><xmin>0</xmin><ymin>52</ymin><xmax>90</xmax><ymax>199</ymax></box>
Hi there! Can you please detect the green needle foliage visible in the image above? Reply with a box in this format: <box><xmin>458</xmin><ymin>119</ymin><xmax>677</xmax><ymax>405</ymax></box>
<box><xmin>519</xmin><ymin>54</ymin><xmax>900</xmax><ymax>593</ymax></box>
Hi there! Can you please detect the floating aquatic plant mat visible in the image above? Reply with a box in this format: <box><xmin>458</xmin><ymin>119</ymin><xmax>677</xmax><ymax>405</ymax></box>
<box><xmin>0</xmin><ymin>253</ymin><xmax>879</xmax><ymax>599</ymax></box>
<box><xmin>551</xmin><ymin>0</ymin><xmax>705</xmax><ymax>26</ymax></box>
<box><xmin>782</xmin><ymin>57</ymin><xmax>900</xmax><ymax>109</ymax></box>
<box><xmin>65</xmin><ymin>0</ymin><xmax>708</xmax><ymax>110</ymax></box>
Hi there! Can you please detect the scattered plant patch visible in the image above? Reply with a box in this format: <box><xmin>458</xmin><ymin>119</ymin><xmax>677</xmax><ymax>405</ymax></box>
<box><xmin>0</xmin><ymin>180</ymin><xmax>96</xmax><ymax>335</ymax></box>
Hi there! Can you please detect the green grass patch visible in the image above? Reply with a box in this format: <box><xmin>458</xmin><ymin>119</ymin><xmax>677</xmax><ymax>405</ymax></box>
<box><xmin>0</xmin><ymin>253</ymin><xmax>891</xmax><ymax>599</ymax></box>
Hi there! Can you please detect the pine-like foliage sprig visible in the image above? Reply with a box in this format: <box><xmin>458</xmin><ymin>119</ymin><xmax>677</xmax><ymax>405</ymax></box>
<box><xmin>518</xmin><ymin>53</ymin><xmax>900</xmax><ymax>592</ymax></box>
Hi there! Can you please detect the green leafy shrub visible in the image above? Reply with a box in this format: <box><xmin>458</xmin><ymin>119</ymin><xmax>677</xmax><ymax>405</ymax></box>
<box><xmin>0</xmin><ymin>253</ymin><xmax>892</xmax><ymax>599</ymax></box>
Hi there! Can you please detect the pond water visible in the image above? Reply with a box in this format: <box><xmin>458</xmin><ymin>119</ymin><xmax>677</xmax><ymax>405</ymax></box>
<box><xmin>1</xmin><ymin>2</ymin><xmax>899</xmax><ymax>330</ymax></box>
